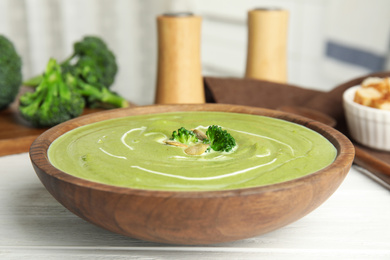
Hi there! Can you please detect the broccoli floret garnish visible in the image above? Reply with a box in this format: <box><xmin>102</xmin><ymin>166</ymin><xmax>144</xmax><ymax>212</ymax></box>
<box><xmin>205</xmin><ymin>125</ymin><xmax>236</xmax><ymax>152</ymax></box>
<box><xmin>167</xmin><ymin>125</ymin><xmax>236</xmax><ymax>153</ymax></box>
<box><xmin>0</xmin><ymin>35</ymin><xmax>22</xmax><ymax>110</ymax></box>
<box><xmin>23</xmin><ymin>36</ymin><xmax>127</xmax><ymax>109</ymax></box>
<box><xmin>171</xmin><ymin>127</ymin><xmax>198</xmax><ymax>145</ymax></box>
<box><xmin>19</xmin><ymin>58</ymin><xmax>85</xmax><ymax>127</ymax></box>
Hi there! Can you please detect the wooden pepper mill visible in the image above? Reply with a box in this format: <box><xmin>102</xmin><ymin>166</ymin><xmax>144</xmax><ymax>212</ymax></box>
<box><xmin>245</xmin><ymin>8</ymin><xmax>289</xmax><ymax>83</ymax></box>
<box><xmin>155</xmin><ymin>13</ymin><xmax>205</xmax><ymax>104</ymax></box>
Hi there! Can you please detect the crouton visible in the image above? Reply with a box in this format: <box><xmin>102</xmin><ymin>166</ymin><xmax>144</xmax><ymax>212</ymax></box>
<box><xmin>354</xmin><ymin>77</ymin><xmax>390</xmax><ymax>110</ymax></box>
<box><xmin>354</xmin><ymin>87</ymin><xmax>383</xmax><ymax>107</ymax></box>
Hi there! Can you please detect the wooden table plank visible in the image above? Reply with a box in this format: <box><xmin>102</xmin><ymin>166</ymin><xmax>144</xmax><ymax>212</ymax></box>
<box><xmin>1</xmin><ymin>153</ymin><xmax>390</xmax><ymax>259</ymax></box>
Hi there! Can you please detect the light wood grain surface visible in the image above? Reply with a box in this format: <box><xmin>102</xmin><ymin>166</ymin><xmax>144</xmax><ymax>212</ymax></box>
<box><xmin>1</xmin><ymin>153</ymin><xmax>389</xmax><ymax>259</ymax></box>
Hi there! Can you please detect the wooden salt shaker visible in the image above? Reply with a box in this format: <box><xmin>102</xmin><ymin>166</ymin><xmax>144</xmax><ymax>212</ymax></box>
<box><xmin>245</xmin><ymin>8</ymin><xmax>289</xmax><ymax>83</ymax></box>
<box><xmin>155</xmin><ymin>13</ymin><xmax>205</xmax><ymax>104</ymax></box>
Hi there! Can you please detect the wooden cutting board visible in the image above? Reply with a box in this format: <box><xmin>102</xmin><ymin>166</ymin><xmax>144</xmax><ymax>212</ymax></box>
<box><xmin>0</xmin><ymin>88</ymin><xmax>110</xmax><ymax>157</ymax></box>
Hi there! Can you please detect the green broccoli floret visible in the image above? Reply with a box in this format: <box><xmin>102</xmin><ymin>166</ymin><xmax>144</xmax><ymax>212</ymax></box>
<box><xmin>19</xmin><ymin>58</ymin><xmax>85</xmax><ymax>127</ymax></box>
<box><xmin>171</xmin><ymin>127</ymin><xmax>198</xmax><ymax>145</ymax></box>
<box><xmin>70</xmin><ymin>36</ymin><xmax>117</xmax><ymax>87</ymax></box>
<box><xmin>23</xmin><ymin>36</ymin><xmax>127</xmax><ymax>109</ymax></box>
<box><xmin>0</xmin><ymin>35</ymin><xmax>22</xmax><ymax>110</ymax></box>
<box><xmin>205</xmin><ymin>125</ymin><xmax>236</xmax><ymax>152</ymax></box>
<box><xmin>64</xmin><ymin>71</ymin><xmax>128</xmax><ymax>109</ymax></box>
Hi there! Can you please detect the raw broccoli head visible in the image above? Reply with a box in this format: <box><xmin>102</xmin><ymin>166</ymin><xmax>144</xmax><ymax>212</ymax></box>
<box><xmin>171</xmin><ymin>127</ymin><xmax>198</xmax><ymax>145</ymax></box>
<box><xmin>73</xmin><ymin>56</ymin><xmax>104</xmax><ymax>88</ymax></box>
<box><xmin>205</xmin><ymin>125</ymin><xmax>236</xmax><ymax>152</ymax></box>
<box><xmin>64</xmin><ymin>70</ymin><xmax>128</xmax><ymax>109</ymax></box>
<box><xmin>0</xmin><ymin>35</ymin><xmax>22</xmax><ymax>110</ymax></box>
<box><xmin>71</xmin><ymin>36</ymin><xmax>118</xmax><ymax>88</ymax></box>
<box><xmin>63</xmin><ymin>50</ymin><xmax>127</xmax><ymax>108</ymax></box>
<box><xmin>19</xmin><ymin>58</ymin><xmax>85</xmax><ymax>128</ymax></box>
<box><xmin>24</xmin><ymin>36</ymin><xmax>126</xmax><ymax>109</ymax></box>
<box><xmin>25</xmin><ymin>36</ymin><xmax>118</xmax><ymax>89</ymax></box>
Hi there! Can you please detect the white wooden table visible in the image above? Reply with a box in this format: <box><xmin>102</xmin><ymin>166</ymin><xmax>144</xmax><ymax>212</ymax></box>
<box><xmin>1</xmin><ymin>152</ymin><xmax>389</xmax><ymax>260</ymax></box>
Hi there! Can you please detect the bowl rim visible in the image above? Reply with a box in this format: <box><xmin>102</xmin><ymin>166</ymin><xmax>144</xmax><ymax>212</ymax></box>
<box><xmin>30</xmin><ymin>103</ymin><xmax>355</xmax><ymax>198</ymax></box>
<box><xmin>343</xmin><ymin>85</ymin><xmax>390</xmax><ymax>116</ymax></box>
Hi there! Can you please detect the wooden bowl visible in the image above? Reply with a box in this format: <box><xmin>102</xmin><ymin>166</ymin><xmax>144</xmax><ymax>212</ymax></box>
<box><xmin>30</xmin><ymin>104</ymin><xmax>355</xmax><ymax>245</ymax></box>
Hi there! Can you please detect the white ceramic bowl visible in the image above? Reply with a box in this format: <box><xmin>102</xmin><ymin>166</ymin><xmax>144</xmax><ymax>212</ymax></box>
<box><xmin>343</xmin><ymin>85</ymin><xmax>390</xmax><ymax>151</ymax></box>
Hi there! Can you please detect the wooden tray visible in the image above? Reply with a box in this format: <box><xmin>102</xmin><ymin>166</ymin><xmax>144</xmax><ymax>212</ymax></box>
<box><xmin>0</xmin><ymin>88</ymin><xmax>108</xmax><ymax>157</ymax></box>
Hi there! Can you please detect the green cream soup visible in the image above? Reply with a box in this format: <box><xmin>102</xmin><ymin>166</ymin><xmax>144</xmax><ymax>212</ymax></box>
<box><xmin>48</xmin><ymin>111</ymin><xmax>337</xmax><ymax>191</ymax></box>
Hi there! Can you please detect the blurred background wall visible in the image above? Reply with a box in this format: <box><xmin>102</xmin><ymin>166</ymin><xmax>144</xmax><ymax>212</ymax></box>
<box><xmin>1</xmin><ymin>0</ymin><xmax>389</xmax><ymax>105</ymax></box>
